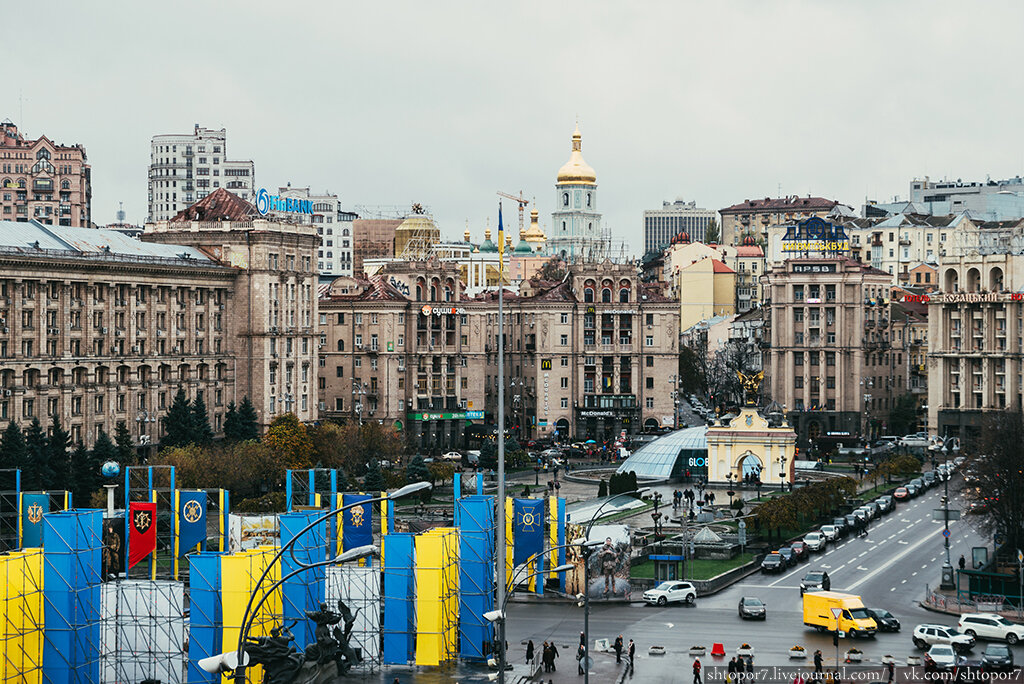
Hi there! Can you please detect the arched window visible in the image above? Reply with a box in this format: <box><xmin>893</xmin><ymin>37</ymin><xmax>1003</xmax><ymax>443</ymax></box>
<box><xmin>36</xmin><ymin>148</ymin><xmax>51</xmax><ymax>160</ymax></box>
<box><xmin>619</xmin><ymin>288</ymin><xmax>629</xmax><ymax>303</ymax></box>
<box><xmin>588</xmin><ymin>222</ymin><xmax>592</xmax><ymax>233</ymax></box>
<box><xmin>584</xmin><ymin>288</ymin><xmax>594</xmax><ymax>303</ymax></box>
<box><xmin>415</xmin><ymin>285</ymin><xmax>422</xmax><ymax>301</ymax></box>
<box><xmin>337</xmin><ymin>339</ymin><xmax>344</xmax><ymax>351</ymax></box>
<box><xmin>430</xmin><ymin>285</ymin><xmax>437</xmax><ymax>302</ymax></box>
<box><xmin>61</xmin><ymin>180</ymin><xmax>70</xmax><ymax>189</ymax></box>
<box><xmin>562</xmin><ymin>193</ymin><xmax>569</xmax><ymax>207</ymax></box>
<box><xmin>561</xmin><ymin>221</ymin><xmax>566</xmax><ymax>233</ymax></box>
<box><xmin>586</xmin><ymin>193</ymin><xmax>592</xmax><ymax>207</ymax></box>
<box><xmin>342</xmin><ymin>228</ymin><xmax>350</xmax><ymax>236</ymax></box>
<box><xmin>601</xmin><ymin>288</ymin><xmax>612</xmax><ymax>303</ymax></box>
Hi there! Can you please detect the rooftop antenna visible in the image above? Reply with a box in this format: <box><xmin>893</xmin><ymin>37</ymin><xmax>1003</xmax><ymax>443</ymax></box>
<box><xmin>116</xmin><ymin>201</ymin><xmax>126</xmax><ymax>223</ymax></box>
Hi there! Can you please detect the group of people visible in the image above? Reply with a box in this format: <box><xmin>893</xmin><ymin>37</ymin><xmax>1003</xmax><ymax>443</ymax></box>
<box><xmin>526</xmin><ymin>633</ymin><xmax>637</xmax><ymax>676</ymax></box>
<box><xmin>672</xmin><ymin>487</ymin><xmax>716</xmax><ymax>511</ymax></box>
<box><xmin>526</xmin><ymin>639</ymin><xmax>560</xmax><ymax>673</ymax></box>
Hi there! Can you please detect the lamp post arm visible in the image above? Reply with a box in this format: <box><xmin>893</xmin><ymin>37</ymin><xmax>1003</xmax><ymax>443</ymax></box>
<box><xmin>584</xmin><ymin>490</ymin><xmax>646</xmax><ymax>537</ymax></box>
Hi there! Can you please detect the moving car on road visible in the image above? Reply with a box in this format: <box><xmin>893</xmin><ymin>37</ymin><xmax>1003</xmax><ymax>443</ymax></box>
<box><xmin>866</xmin><ymin>608</ymin><xmax>901</xmax><ymax>632</ymax></box>
<box><xmin>800</xmin><ymin>570</ymin><xmax>831</xmax><ymax>595</ymax></box>
<box><xmin>738</xmin><ymin>596</ymin><xmax>766</xmax><ymax>620</ymax></box>
<box><xmin>958</xmin><ymin>614</ymin><xmax>1024</xmax><ymax>644</ymax></box>
<box><xmin>642</xmin><ymin>580</ymin><xmax>696</xmax><ymax>606</ymax></box>
<box><xmin>913</xmin><ymin>624</ymin><xmax>975</xmax><ymax>651</ymax></box>
<box><xmin>925</xmin><ymin>644</ymin><xmax>959</xmax><ymax>671</ymax></box>
<box><xmin>761</xmin><ymin>553</ymin><xmax>785</xmax><ymax>574</ymax></box>
<box><xmin>981</xmin><ymin>643</ymin><xmax>1014</xmax><ymax>672</ymax></box>
<box><xmin>802</xmin><ymin>591</ymin><xmax>877</xmax><ymax>637</ymax></box>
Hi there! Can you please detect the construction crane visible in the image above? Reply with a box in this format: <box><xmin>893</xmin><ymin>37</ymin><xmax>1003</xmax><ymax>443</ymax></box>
<box><xmin>497</xmin><ymin>190</ymin><xmax>530</xmax><ymax>234</ymax></box>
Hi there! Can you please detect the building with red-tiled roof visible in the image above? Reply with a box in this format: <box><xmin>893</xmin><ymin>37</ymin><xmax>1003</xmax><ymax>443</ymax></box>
<box><xmin>719</xmin><ymin>195</ymin><xmax>851</xmax><ymax>247</ymax></box>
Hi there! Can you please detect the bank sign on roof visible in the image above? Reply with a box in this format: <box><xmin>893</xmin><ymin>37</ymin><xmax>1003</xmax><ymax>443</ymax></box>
<box><xmin>255</xmin><ymin>188</ymin><xmax>314</xmax><ymax>216</ymax></box>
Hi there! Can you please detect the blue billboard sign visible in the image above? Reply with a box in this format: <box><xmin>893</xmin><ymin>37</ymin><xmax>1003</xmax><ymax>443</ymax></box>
<box><xmin>255</xmin><ymin>188</ymin><xmax>314</xmax><ymax>216</ymax></box>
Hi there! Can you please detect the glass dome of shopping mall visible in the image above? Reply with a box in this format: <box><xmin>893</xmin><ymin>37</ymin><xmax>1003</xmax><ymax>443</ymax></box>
<box><xmin>616</xmin><ymin>426</ymin><xmax>708</xmax><ymax>480</ymax></box>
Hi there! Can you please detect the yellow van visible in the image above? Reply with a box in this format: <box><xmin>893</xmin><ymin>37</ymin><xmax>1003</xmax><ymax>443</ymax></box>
<box><xmin>802</xmin><ymin>591</ymin><xmax>877</xmax><ymax>638</ymax></box>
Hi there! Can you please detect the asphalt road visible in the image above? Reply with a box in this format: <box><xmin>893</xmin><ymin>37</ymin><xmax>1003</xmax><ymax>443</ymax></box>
<box><xmin>503</xmin><ymin>475</ymin><xmax>1010</xmax><ymax>673</ymax></box>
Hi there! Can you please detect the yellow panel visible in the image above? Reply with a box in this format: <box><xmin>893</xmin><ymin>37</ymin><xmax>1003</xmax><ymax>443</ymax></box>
<box><xmin>1</xmin><ymin>549</ymin><xmax>43</xmax><ymax>683</ymax></box>
<box><xmin>415</xmin><ymin>531</ymin><xmax>443</xmax><ymax>666</ymax></box>
<box><xmin>505</xmin><ymin>498</ymin><xmax>514</xmax><ymax>588</ymax></box>
<box><xmin>221</xmin><ymin>547</ymin><xmax>281</xmax><ymax>684</ymax></box>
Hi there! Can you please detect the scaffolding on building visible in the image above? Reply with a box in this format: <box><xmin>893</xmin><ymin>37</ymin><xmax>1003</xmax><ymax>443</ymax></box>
<box><xmin>100</xmin><ymin>579</ymin><xmax>185</xmax><ymax>683</ymax></box>
<box><xmin>325</xmin><ymin>562</ymin><xmax>381</xmax><ymax>674</ymax></box>
<box><xmin>0</xmin><ymin>547</ymin><xmax>43</xmax><ymax>682</ymax></box>
<box><xmin>0</xmin><ymin>469</ymin><xmax>21</xmax><ymax>552</ymax></box>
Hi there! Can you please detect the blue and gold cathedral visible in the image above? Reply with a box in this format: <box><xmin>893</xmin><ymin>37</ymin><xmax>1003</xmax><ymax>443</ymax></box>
<box><xmin>549</xmin><ymin>125</ymin><xmax>604</xmax><ymax>261</ymax></box>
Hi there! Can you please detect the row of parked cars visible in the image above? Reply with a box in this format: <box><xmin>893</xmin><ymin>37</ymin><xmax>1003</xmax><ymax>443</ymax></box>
<box><xmin>915</xmin><ymin>614</ymin><xmax>1024</xmax><ymax>672</ymax></box>
<box><xmin>894</xmin><ymin>457</ymin><xmax>965</xmax><ymax>500</ymax></box>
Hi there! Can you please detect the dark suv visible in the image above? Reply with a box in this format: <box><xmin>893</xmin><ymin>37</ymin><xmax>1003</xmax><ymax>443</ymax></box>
<box><xmin>800</xmin><ymin>570</ymin><xmax>831</xmax><ymax>595</ymax></box>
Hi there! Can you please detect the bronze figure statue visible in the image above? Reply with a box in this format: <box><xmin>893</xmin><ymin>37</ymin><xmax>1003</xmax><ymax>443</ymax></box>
<box><xmin>737</xmin><ymin>370</ymin><xmax>763</xmax><ymax>406</ymax></box>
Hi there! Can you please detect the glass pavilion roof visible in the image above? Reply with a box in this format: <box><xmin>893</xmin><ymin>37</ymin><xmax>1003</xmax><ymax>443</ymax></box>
<box><xmin>616</xmin><ymin>426</ymin><xmax>708</xmax><ymax>480</ymax></box>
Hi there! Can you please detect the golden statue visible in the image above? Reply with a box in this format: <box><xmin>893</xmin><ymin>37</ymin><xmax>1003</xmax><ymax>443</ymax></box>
<box><xmin>737</xmin><ymin>371</ymin><xmax>763</xmax><ymax>406</ymax></box>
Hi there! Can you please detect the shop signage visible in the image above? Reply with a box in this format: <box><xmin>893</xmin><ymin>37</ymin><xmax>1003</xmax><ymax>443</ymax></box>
<box><xmin>941</xmin><ymin>292</ymin><xmax>1010</xmax><ymax>304</ymax></box>
<box><xmin>466</xmin><ymin>410</ymin><xmax>484</xmax><ymax>419</ymax></box>
<box><xmin>389</xmin><ymin>277</ymin><xmax>410</xmax><ymax>296</ymax></box>
<box><xmin>420</xmin><ymin>305</ymin><xmax>467</xmax><ymax>316</ymax></box>
<box><xmin>407</xmin><ymin>411</ymin><xmax>467</xmax><ymax>421</ymax></box>
<box><xmin>254</xmin><ymin>188</ymin><xmax>314</xmax><ymax>216</ymax></box>
<box><xmin>688</xmin><ymin>456</ymin><xmax>708</xmax><ymax>467</ymax></box>
<box><xmin>781</xmin><ymin>217</ymin><xmax>850</xmax><ymax>254</ymax></box>
<box><xmin>540</xmin><ymin>359</ymin><xmax>552</xmax><ymax>370</ymax></box>
<box><xmin>793</xmin><ymin>264</ymin><xmax>837</xmax><ymax>274</ymax></box>
<box><xmin>580</xmin><ymin>410</ymin><xmax>615</xmax><ymax>418</ymax></box>
<box><xmin>605</xmin><ymin>309</ymin><xmax>637</xmax><ymax>315</ymax></box>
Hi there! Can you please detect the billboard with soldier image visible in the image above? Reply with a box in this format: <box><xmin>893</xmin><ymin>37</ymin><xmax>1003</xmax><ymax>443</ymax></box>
<box><xmin>565</xmin><ymin>523</ymin><xmax>631</xmax><ymax>601</ymax></box>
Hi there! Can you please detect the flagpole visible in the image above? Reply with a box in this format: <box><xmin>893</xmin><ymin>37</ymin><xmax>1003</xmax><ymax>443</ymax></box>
<box><xmin>496</xmin><ymin>202</ymin><xmax>507</xmax><ymax>684</ymax></box>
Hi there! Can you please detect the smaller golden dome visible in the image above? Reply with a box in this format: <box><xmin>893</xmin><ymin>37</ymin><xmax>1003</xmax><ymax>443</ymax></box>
<box><xmin>523</xmin><ymin>205</ymin><xmax>547</xmax><ymax>243</ymax></box>
<box><xmin>556</xmin><ymin>123</ymin><xmax>597</xmax><ymax>185</ymax></box>
<box><xmin>464</xmin><ymin>229</ymin><xmax>471</xmax><ymax>243</ymax></box>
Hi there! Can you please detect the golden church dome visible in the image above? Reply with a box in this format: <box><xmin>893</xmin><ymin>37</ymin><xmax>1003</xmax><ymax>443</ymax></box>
<box><xmin>556</xmin><ymin>124</ymin><xmax>596</xmax><ymax>185</ymax></box>
<box><xmin>523</xmin><ymin>206</ymin><xmax>547</xmax><ymax>244</ymax></box>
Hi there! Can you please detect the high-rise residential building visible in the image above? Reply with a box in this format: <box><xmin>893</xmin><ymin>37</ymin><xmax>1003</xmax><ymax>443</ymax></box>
<box><xmin>762</xmin><ymin>257</ymin><xmax>896</xmax><ymax>448</ymax></box>
<box><xmin>720</xmin><ymin>195</ymin><xmax>849</xmax><ymax>248</ymax></box>
<box><xmin>866</xmin><ymin>176</ymin><xmax>1024</xmax><ymax>222</ymax></box>
<box><xmin>643</xmin><ymin>199</ymin><xmax>716</xmax><ymax>255</ymax></box>
<box><xmin>548</xmin><ymin>125</ymin><xmax>605</xmax><ymax>262</ymax></box>
<box><xmin>272</xmin><ymin>185</ymin><xmax>355</xmax><ymax>277</ymax></box>
<box><xmin>148</xmin><ymin>125</ymin><xmax>254</xmax><ymax>222</ymax></box>
<box><xmin>0</xmin><ymin>120</ymin><xmax>91</xmax><ymax>227</ymax></box>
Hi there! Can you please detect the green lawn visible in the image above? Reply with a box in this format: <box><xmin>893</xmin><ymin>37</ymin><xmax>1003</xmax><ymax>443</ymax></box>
<box><xmin>631</xmin><ymin>553</ymin><xmax>755</xmax><ymax>581</ymax></box>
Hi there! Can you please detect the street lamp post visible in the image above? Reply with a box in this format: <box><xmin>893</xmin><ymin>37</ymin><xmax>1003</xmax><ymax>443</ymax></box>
<box><xmin>227</xmin><ymin>482</ymin><xmax>431</xmax><ymax>683</ymax></box>
<box><xmin>931</xmin><ymin>436</ymin><xmax>959</xmax><ymax>590</ymax></box>
<box><xmin>779</xmin><ymin>455</ymin><xmax>787</xmax><ymax>491</ymax></box>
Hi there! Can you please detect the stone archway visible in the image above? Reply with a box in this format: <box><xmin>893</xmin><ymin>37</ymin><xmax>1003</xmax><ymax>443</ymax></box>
<box><xmin>737</xmin><ymin>451</ymin><xmax>763</xmax><ymax>480</ymax></box>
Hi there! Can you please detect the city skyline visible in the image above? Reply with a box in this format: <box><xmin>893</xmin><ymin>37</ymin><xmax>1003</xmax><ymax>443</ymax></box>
<box><xmin>7</xmin><ymin>2</ymin><xmax>1024</xmax><ymax>255</ymax></box>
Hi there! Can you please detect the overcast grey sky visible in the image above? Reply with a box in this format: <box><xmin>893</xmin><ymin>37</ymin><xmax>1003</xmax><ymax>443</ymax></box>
<box><xmin>7</xmin><ymin>1</ymin><xmax>1024</xmax><ymax>254</ymax></box>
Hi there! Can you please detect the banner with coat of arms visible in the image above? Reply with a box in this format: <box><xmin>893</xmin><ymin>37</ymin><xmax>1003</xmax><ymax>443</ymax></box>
<box><xmin>342</xmin><ymin>493</ymin><xmax>373</xmax><ymax>552</ymax></box>
<box><xmin>177</xmin><ymin>490</ymin><xmax>207</xmax><ymax>556</ymax></box>
<box><xmin>21</xmin><ymin>493</ymin><xmax>49</xmax><ymax>548</ymax></box>
<box><xmin>128</xmin><ymin>501</ymin><xmax>157</xmax><ymax>569</ymax></box>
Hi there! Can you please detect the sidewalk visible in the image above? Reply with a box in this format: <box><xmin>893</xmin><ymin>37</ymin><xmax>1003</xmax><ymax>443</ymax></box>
<box><xmin>530</xmin><ymin>648</ymin><xmax>629</xmax><ymax>683</ymax></box>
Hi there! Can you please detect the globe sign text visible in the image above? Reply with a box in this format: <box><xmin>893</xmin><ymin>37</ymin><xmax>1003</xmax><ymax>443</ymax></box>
<box><xmin>254</xmin><ymin>188</ymin><xmax>314</xmax><ymax>217</ymax></box>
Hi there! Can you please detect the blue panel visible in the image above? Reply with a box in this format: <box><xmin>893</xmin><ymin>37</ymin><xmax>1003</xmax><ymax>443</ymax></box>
<box><xmin>188</xmin><ymin>552</ymin><xmax>223</xmax><ymax>683</ymax></box>
<box><xmin>280</xmin><ymin>511</ymin><xmax>327</xmax><ymax>650</ymax></box>
<box><xmin>381</xmin><ymin>533</ymin><xmax>415</xmax><ymax>664</ymax></box>
<box><xmin>457</xmin><ymin>495</ymin><xmax>495</xmax><ymax>660</ymax></box>
<box><xmin>42</xmin><ymin>509</ymin><xmax>102</xmax><ymax>684</ymax></box>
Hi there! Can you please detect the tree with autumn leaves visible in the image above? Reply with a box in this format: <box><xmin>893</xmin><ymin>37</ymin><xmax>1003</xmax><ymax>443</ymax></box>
<box><xmin>755</xmin><ymin>476</ymin><xmax>857</xmax><ymax>542</ymax></box>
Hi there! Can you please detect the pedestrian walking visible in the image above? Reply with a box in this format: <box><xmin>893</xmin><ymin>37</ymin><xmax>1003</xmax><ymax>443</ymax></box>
<box><xmin>580</xmin><ymin>631</ymin><xmax>586</xmax><ymax>647</ymax></box>
<box><xmin>526</xmin><ymin>640</ymin><xmax>534</xmax><ymax>667</ymax></box>
<box><xmin>727</xmin><ymin>656</ymin><xmax>738</xmax><ymax>683</ymax></box>
<box><xmin>551</xmin><ymin>642</ymin><xmax>559</xmax><ymax>671</ymax></box>
<box><xmin>577</xmin><ymin>644</ymin><xmax>587</xmax><ymax>675</ymax></box>
<box><xmin>814</xmin><ymin>649</ymin><xmax>823</xmax><ymax>674</ymax></box>
<box><xmin>885</xmin><ymin>660</ymin><xmax>894</xmax><ymax>684</ymax></box>
<box><xmin>542</xmin><ymin>642</ymin><xmax>551</xmax><ymax>672</ymax></box>
<box><xmin>959</xmin><ymin>554</ymin><xmax>966</xmax><ymax>571</ymax></box>
<box><xmin>793</xmin><ymin>673</ymin><xmax>806</xmax><ymax>684</ymax></box>
<box><xmin>614</xmin><ymin>635</ymin><xmax>623</xmax><ymax>664</ymax></box>
<box><xmin>693</xmin><ymin>657</ymin><xmax>703</xmax><ymax>684</ymax></box>
<box><xmin>628</xmin><ymin>639</ymin><xmax>636</xmax><ymax>671</ymax></box>
<box><xmin>745</xmin><ymin>656</ymin><xmax>754</xmax><ymax>675</ymax></box>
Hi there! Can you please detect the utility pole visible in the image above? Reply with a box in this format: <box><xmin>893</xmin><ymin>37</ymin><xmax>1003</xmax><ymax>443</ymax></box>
<box><xmin>496</xmin><ymin>203</ymin><xmax>508</xmax><ymax>684</ymax></box>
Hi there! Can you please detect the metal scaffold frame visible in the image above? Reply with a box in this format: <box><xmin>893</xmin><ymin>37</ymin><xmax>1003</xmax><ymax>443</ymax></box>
<box><xmin>414</xmin><ymin>527</ymin><xmax>459</xmax><ymax>667</ymax></box>
<box><xmin>100</xmin><ymin>579</ymin><xmax>185</xmax><ymax>684</ymax></box>
<box><xmin>125</xmin><ymin>465</ymin><xmax>175</xmax><ymax>580</ymax></box>
<box><xmin>0</xmin><ymin>469</ymin><xmax>21</xmax><ymax>552</ymax></box>
<box><xmin>325</xmin><ymin>563</ymin><xmax>381</xmax><ymax>674</ymax></box>
<box><xmin>0</xmin><ymin>547</ymin><xmax>43</xmax><ymax>682</ymax></box>
<box><xmin>456</xmin><ymin>495</ymin><xmax>495</xmax><ymax>661</ymax></box>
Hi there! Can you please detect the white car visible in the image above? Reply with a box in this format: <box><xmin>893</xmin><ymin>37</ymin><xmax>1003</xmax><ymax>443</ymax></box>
<box><xmin>926</xmin><ymin>644</ymin><xmax>959</xmax><ymax>670</ymax></box>
<box><xmin>959</xmin><ymin>613</ymin><xmax>1024</xmax><ymax>644</ymax></box>
<box><xmin>642</xmin><ymin>580</ymin><xmax>696</xmax><ymax>606</ymax></box>
<box><xmin>819</xmin><ymin>526</ymin><xmax>838</xmax><ymax>543</ymax></box>
<box><xmin>442</xmin><ymin>451</ymin><xmax>462</xmax><ymax>461</ymax></box>
<box><xmin>804</xmin><ymin>531</ymin><xmax>826</xmax><ymax>551</ymax></box>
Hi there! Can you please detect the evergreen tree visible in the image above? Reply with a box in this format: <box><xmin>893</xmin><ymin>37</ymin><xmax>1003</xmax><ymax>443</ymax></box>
<box><xmin>48</xmin><ymin>415</ymin><xmax>72</xmax><ymax>490</ymax></box>
<box><xmin>223</xmin><ymin>402</ymin><xmax>240</xmax><ymax>442</ymax></box>
<box><xmin>405</xmin><ymin>455</ymin><xmax>429</xmax><ymax>485</ymax></box>
<box><xmin>191</xmin><ymin>395</ymin><xmax>214</xmax><ymax>445</ymax></box>
<box><xmin>336</xmin><ymin>468</ymin><xmax>349</xmax><ymax>493</ymax></box>
<box><xmin>23</xmin><ymin>418</ymin><xmax>51</xmax><ymax>491</ymax></box>
<box><xmin>162</xmin><ymin>387</ymin><xmax>194</xmax><ymax>448</ymax></box>
<box><xmin>236</xmin><ymin>396</ymin><xmax>260</xmax><ymax>441</ymax></box>
<box><xmin>705</xmin><ymin>217</ymin><xmax>720</xmax><ymax>244</ymax></box>
<box><xmin>87</xmin><ymin>430</ymin><xmax>118</xmax><ymax>501</ymax></box>
<box><xmin>363</xmin><ymin>460</ymin><xmax>385</xmax><ymax>492</ymax></box>
<box><xmin>114</xmin><ymin>421</ymin><xmax>135</xmax><ymax>467</ymax></box>
<box><xmin>68</xmin><ymin>442</ymin><xmax>93</xmax><ymax>505</ymax></box>
<box><xmin>598</xmin><ymin>478</ymin><xmax>608</xmax><ymax>497</ymax></box>
<box><xmin>0</xmin><ymin>421</ymin><xmax>28</xmax><ymax>474</ymax></box>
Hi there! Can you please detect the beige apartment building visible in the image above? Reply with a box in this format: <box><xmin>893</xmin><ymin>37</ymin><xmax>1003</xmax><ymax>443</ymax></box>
<box><xmin>927</xmin><ymin>253</ymin><xmax>1024</xmax><ymax>442</ymax></box>
<box><xmin>0</xmin><ymin>121</ymin><xmax>91</xmax><ymax>227</ymax></box>
<box><xmin>317</xmin><ymin>260</ymin><xmax>679</xmax><ymax>449</ymax></box>
<box><xmin>762</xmin><ymin>257</ymin><xmax>896</xmax><ymax>448</ymax></box>
<box><xmin>720</xmin><ymin>196</ymin><xmax>847</xmax><ymax>248</ymax></box>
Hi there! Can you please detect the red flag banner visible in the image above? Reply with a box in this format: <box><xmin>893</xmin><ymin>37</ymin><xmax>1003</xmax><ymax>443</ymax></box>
<box><xmin>128</xmin><ymin>502</ymin><xmax>157</xmax><ymax>569</ymax></box>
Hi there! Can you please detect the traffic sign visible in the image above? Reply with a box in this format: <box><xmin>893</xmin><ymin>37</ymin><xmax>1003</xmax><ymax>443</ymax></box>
<box><xmin>995</xmin><ymin>533</ymin><xmax>1006</xmax><ymax>545</ymax></box>
<box><xmin>1018</xmin><ymin>549</ymin><xmax>1022</xmax><ymax>564</ymax></box>
<box><xmin>942</xmin><ymin>529</ymin><xmax>950</xmax><ymax>538</ymax></box>
<box><xmin>830</xmin><ymin>607</ymin><xmax>843</xmax><ymax>619</ymax></box>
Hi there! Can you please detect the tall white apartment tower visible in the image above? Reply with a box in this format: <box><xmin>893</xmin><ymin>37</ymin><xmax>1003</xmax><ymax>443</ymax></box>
<box><xmin>148</xmin><ymin>125</ymin><xmax>255</xmax><ymax>222</ymax></box>
<box><xmin>549</xmin><ymin>125</ymin><xmax>604</xmax><ymax>262</ymax></box>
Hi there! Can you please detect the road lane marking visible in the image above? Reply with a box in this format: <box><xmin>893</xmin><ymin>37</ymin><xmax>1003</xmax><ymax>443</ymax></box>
<box><xmin>857</xmin><ymin>566</ymin><xmax>868</xmax><ymax>571</ymax></box>
<box><xmin>902</xmin><ymin>580</ymin><xmax>907</xmax><ymax>584</ymax></box>
<box><xmin>845</xmin><ymin>526</ymin><xmax>940</xmax><ymax>591</ymax></box>
<box><xmin>859</xmin><ymin>551</ymin><xmax>868</xmax><ymax>558</ymax></box>
<box><xmin>898</xmin><ymin>541</ymin><xmax>909</xmax><ymax>545</ymax></box>
<box><xmin>922</xmin><ymin>565</ymin><xmax>927</xmax><ymax>569</ymax></box>
<box><xmin>913</xmin><ymin>572</ymin><xmax>918</xmax><ymax>576</ymax></box>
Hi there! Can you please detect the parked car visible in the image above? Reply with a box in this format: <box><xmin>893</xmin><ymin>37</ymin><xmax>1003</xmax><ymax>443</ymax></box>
<box><xmin>819</xmin><ymin>526</ymin><xmax>838</xmax><ymax>543</ymax></box>
<box><xmin>761</xmin><ymin>553</ymin><xmax>785</xmax><ymax>574</ymax></box>
<box><xmin>923</xmin><ymin>471</ymin><xmax>937</xmax><ymax>487</ymax></box>
<box><xmin>442</xmin><ymin>451</ymin><xmax>462</xmax><ymax>462</ymax></box>
<box><xmin>913</xmin><ymin>624</ymin><xmax>976</xmax><ymax>651</ymax></box>
<box><xmin>642</xmin><ymin>580</ymin><xmax>697</xmax><ymax>606</ymax></box>
<box><xmin>790</xmin><ymin>541</ymin><xmax>809</xmax><ymax>563</ymax></box>
<box><xmin>906</xmin><ymin>483</ymin><xmax>920</xmax><ymax>498</ymax></box>
<box><xmin>805</xmin><ymin>531</ymin><xmax>827</xmax><ymax>550</ymax></box>
<box><xmin>894</xmin><ymin>487</ymin><xmax>909</xmax><ymax>501</ymax></box>
<box><xmin>845</xmin><ymin>514</ymin><xmax>859</xmax><ymax>529</ymax></box>
<box><xmin>800</xmin><ymin>570</ymin><xmax>831</xmax><ymax>595</ymax></box>
<box><xmin>864</xmin><ymin>502</ymin><xmax>881</xmax><ymax>519</ymax></box>
<box><xmin>926</xmin><ymin>644</ymin><xmax>960</xmax><ymax>671</ymax></box>
<box><xmin>867</xmin><ymin>608</ymin><xmax>901</xmax><ymax>632</ymax></box>
<box><xmin>902</xmin><ymin>432</ymin><xmax>930</xmax><ymax>448</ymax></box>
<box><xmin>832</xmin><ymin>517</ymin><xmax>849</xmax><ymax>537</ymax></box>
<box><xmin>959</xmin><ymin>614</ymin><xmax>1024</xmax><ymax>644</ymax></box>
<box><xmin>738</xmin><ymin>596</ymin><xmax>766</xmax><ymax>620</ymax></box>
<box><xmin>778</xmin><ymin>546</ymin><xmax>796</xmax><ymax>567</ymax></box>
<box><xmin>981</xmin><ymin>643</ymin><xmax>1014</xmax><ymax>672</ymax></box>
<box><xmin>877</xmin><ymin>495</ymin><xmax>895</xmax><ymax>513</ymax></box>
